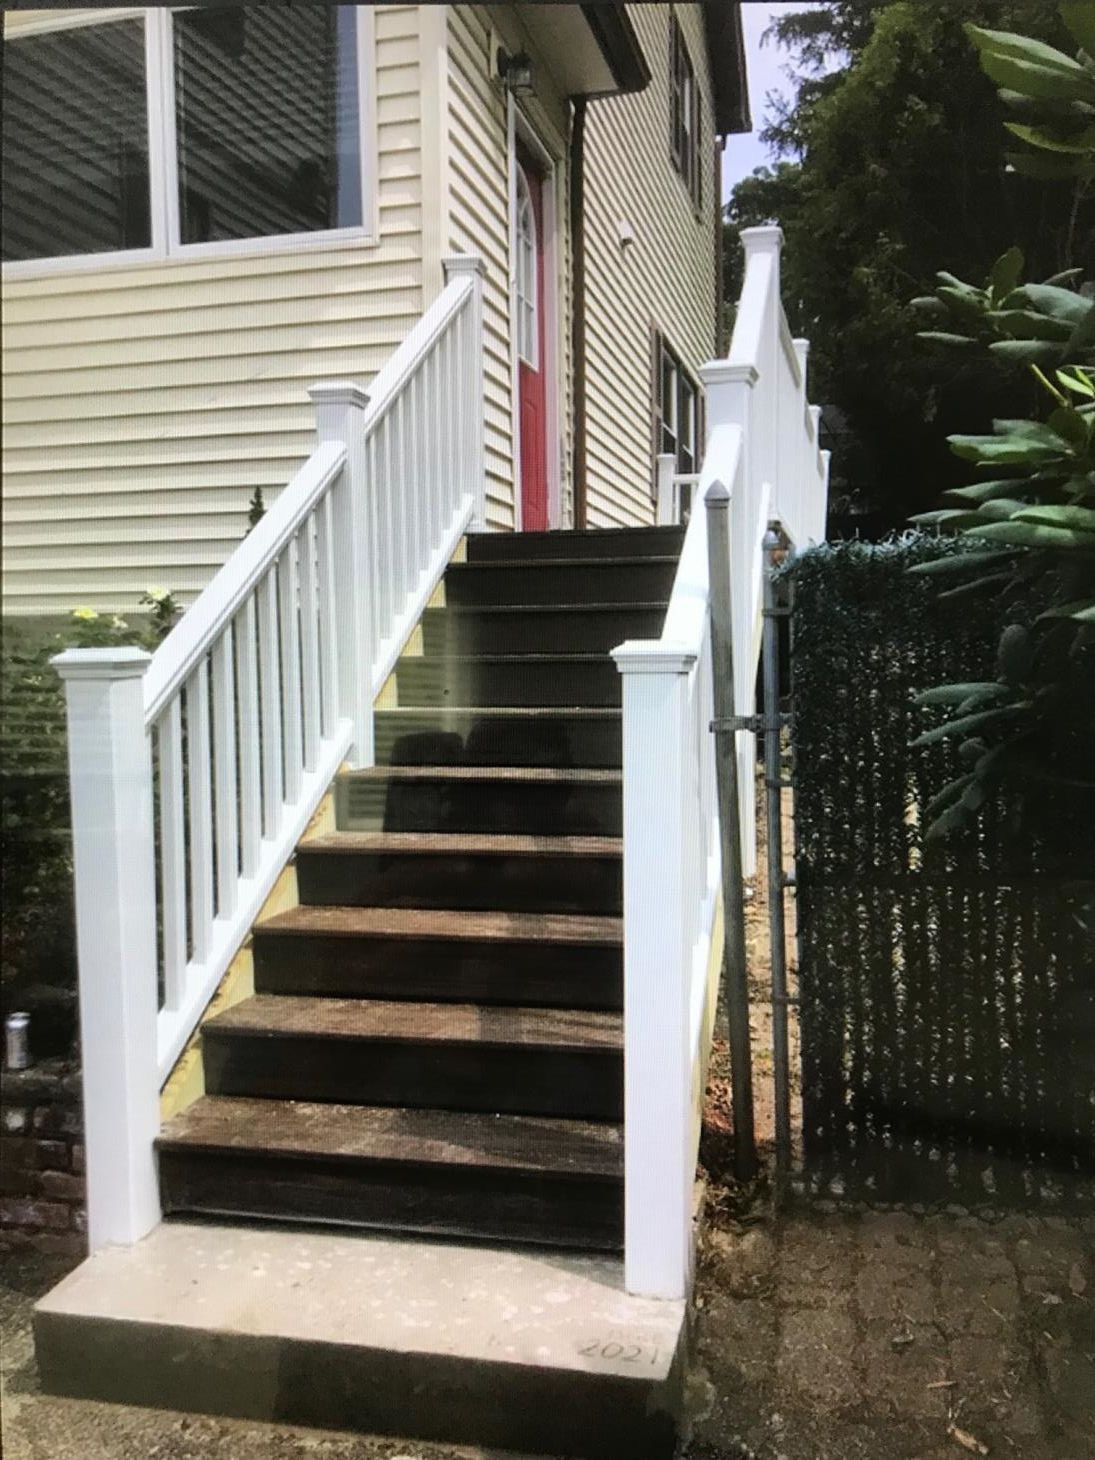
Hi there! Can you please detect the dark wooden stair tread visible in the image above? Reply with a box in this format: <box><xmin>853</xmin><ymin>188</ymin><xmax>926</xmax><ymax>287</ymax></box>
<box><xmin>299</xmin><ymin>832</ymin><xmax>623</xmax><ymax>857</ymax></box>
<box><xmin>257</xmin><ymin>906</ymin><xmax>623</xmax><ymax>945</ymax></box>
<box><xmin>339</xmin><ymin>766</ymin><xmax>622</xmax><ymax>785</ymax></box>
<box><xmin>450</xmin><ymin>555</ymin><xmax>679</xmax><ymax>569</ymax></box>
<box><xmin>436</xmin><ymin>602</ymin><xmax>669</xmax><ymax>615</ymax></box>
<box><xmin>159</xmin><ymin>1096</ymin><xmax>623</xmax><ymax>1179</ymax></box>
<box><xmin>377</xmin><ymin>706</ymin><xmax>621</xmax><ymax>718</ymax></box>
<box><xmin>205</xmin><ymin>995</ymin><xmax>624</xmax><ymax>1050</ymax></box>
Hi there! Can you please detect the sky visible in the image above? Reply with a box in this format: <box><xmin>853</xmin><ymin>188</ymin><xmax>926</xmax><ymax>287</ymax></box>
<box><xmin>721</xmin><ymin>2</ymin><xmax>829</xmax><ymax>198</ymax></box>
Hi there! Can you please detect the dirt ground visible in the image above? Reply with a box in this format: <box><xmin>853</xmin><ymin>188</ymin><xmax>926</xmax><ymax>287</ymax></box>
<box><xmin>4</xmin><ymin>780</ymin><xmax>1092</xmax><ymax>1460</ymax></box>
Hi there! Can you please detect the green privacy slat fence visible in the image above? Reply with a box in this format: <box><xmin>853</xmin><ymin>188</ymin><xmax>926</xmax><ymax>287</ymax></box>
<box><xmin>789</xmin><ymin>538</ymin><xmax>1094</xmax><ymax>1208</ymax></box>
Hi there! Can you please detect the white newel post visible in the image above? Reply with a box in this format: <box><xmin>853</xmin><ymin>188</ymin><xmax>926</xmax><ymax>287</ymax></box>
<box><xmin>611</xmin><ymin>642</ymin><xmax>695</xmax><ymax>1300</ymax></box>
<box><xmin>309</xmin><ymin>381</ymin><xmax>374</xmax><ymax>770</ymax></box>
<box><xmin>442</xmin><ymin>254</ymin><xmax>487</xmax><ymax>531</ymax></box>
<box><xmin>655</xmin><ymin>452</ymin><xmax>677</xmax><ymax>526</ymax></box>
<box><xmin>699</xmin><ymin>361</ymin><xmax>759</xmax><ymax>876</ymax></box>
<box><xmin>52</xmin><ymin>647</ymin><xmax>161</xmax><ymax>1251</ymax></box>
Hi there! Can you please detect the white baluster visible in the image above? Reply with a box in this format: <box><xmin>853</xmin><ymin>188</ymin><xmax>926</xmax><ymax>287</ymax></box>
<box><xmin>443</xmin><ymin>255</ymin><xmax>486</xmax><ymax>530</ymax></box>
<box><xmin>309</xmin><ymin>381</ymin><xmax>374</xmax><ymax>768</ymax></box>
<box><xmin>186</xmin><ymin>659</ymin><xmax>214</xmax><ymax>963</ymax></box>
<box><xmin>316</xmin><ymin>490</ymin><xmax>339</xmax><ymax>740</ymax></box>
<box><xmin>611</xmin><ymin>640</ymin><xmax>696</xmax><ymax>1300</ymax></box>
<box><xmin>53</xmin><ymin>647</ymin><xmax>160</xmax><ymax>1249</ymax></box>
<box><xmin>298</xmin><ymin>516</ymin><xmax>321</xmax><ymax>771</ymax></box>
<box><xmin>278</xmin><ymin>538</ymin><xmax>303</xmax><ymax>804</ymax></box>
<box><xmin>236</xmin><ymin>596</ymin><xmax>262</xmax><ymax>876</ymax></box>
<box><xmin>258</xmin><ymin>566</ymin><xmax>283</xmax><ymax>837</ymax></box>
<box><xmin>158</xmin><ymin>697</ymin><xmax>187</xmax><ymax>1010</ymax></box>
<box><xmin>211</xmin><ymin>626</ymin><xmax>239</xmax><ymax>918</ymax></box>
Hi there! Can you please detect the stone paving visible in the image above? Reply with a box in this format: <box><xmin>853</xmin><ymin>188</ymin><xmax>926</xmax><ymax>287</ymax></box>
<box><xmin>683</xmin><ymin>1206</ymin><xmax>1095</xmax><ymax>1460</ymax></box>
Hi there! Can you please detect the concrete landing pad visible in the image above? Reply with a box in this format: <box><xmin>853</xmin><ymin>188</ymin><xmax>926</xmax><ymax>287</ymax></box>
<box><xmin>35</xmin><ymin>1221</ymin><xmax>687</xmax><ymax>1458</ymax></box>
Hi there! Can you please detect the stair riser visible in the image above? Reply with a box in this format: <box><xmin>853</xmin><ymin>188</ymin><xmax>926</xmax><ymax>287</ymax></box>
<box><xmin>466</xmin><ymin>526</ymin><xmax>684</xmax><ymax>562</ymax></box>
<box><xmin>252</xmin><ymin>933</ymin><xmax>622</xmax><ymax>1009</ymax></box>
<box><xmin>35</xmin><ymin>1309</ymin><xmax>681</xmax><ymax>1460</ymax></box>
<box><xmin>159</xmin><ymin>1151</ymin><xmax>623</xmax><ymax>1250</ymax></box>
<box><xmin>421</xmin><ymin>606</ymin><xmax>666</xmax><ymax>655</ymax></box>
<box><xmin>396</xmin><ymin>658</ymin><xmax>620</xmax><ymax>709</ymax></box>
<box><xmin>295</xmin><ymin>849</ymin><xmax>623</xmax><ymax>915</ymax></box>
<box><xmin>445</xmin><ymin>559</ymin><xmax>677</xmax><ymax>607</ymax></box>
<box><xmin>336</xmin><ymin>778</ymin><xmax>622</xmax><ymax>836</ymax></box>
<box><xmin>375</xmin><ymin>713</ymin><xmax>622</xmax><ymax>768</ymax></box>
<box><xmin>203</xmin><ymin>1033</ymin><xmax>623</xmax><ymax>1120</ymax></box>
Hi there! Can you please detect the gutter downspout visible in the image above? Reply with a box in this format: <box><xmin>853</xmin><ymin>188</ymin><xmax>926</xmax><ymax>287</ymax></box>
<box><xmin>570</xmin><ymin>95</ymin><xmax>588</xmax><ymax>529</ymax></box>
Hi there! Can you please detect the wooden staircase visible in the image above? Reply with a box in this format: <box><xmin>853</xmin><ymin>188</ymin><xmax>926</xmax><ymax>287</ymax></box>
<box><xmin>157</xmin><ymin>525</ymin><xmax>683</xmax><ymax>1253</ymax></box>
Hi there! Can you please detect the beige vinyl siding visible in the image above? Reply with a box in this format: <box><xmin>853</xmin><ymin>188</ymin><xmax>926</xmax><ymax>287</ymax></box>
<box><xmin>446</xmin><ymin>5</ymin><xmax>514</xmax><ymax>531</ymax></box>
<box><xmin>445</xmin><ymin>4</ymin><xmax>573</xmax><ymax>532</ymax></box>
<box><xmin>2</xmin><ymin>5</ymin><xmax>426</xmax><ymax>616</ymax></box>
<box><xmin>582</xmin><ymin>3</ymin><xmax>719</xmax><ymax>528</ymax></box>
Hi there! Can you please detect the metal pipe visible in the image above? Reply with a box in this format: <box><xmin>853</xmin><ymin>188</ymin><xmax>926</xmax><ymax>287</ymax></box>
<box><xmin>705</xmin><ymin>481</ymin><xmax>758</xmax><ymax>1183</ymax></box>
<box><xmin>763</xmin><ymin>523</ymin><xmax>792</xmax><ymax>1172</ymax></box>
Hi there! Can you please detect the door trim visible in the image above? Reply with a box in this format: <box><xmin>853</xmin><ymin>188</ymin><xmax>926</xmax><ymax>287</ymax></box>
<box><xmin>509</xmin><ymin>104</ymin><xmax>562</xmax><ymax>530</ymax></box>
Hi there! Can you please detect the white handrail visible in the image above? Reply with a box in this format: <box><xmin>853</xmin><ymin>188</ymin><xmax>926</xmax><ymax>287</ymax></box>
<box><xmin>616</xmin><ymin>226</ymin><xmax>829</xmax><ymax>1301</ymax></box>
<box><xmin>54</xmin><ymin>254</ymin><xmax>486</xmax><ymax>1251</ymax></box>
<box><xmin>143</xmin><ymin>442</ymin><xmax>346</xmax><ymax>725</ymax></box>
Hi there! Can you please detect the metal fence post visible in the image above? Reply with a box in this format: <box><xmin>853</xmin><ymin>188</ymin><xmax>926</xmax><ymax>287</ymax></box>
<box><xmin>762</xmin><ymin>524</ymin><xmax>793</xmax><ymax>1174</ymax></box>
<box><xmin>705</xmin><ymin>480</ymin><xmax>759</xmax><ymax>1184</ymax></box>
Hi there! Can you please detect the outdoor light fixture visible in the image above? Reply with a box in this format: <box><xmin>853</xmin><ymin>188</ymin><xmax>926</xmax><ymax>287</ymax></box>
<box><xmin>497</xmin><ymin>50</ymin><xmax>533</xmax><ymax>95</ymax></box>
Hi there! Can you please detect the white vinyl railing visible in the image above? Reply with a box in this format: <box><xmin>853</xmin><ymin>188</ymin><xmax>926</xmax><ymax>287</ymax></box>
<box><xmin>615</xmin><ymin>226</ymin><xmax>829</xmax><ymax>1299</ymax></box>
<box><xmin>54</xmin><ymin>255</ymin><xmax>485</xmax><ymax>1252</ymax></box>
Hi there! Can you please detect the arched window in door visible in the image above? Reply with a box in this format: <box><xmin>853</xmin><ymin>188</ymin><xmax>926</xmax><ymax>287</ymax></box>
<box><xmin>515</xmin><ymin>163</ymin><xmax>538</xmax><ymax>369</ymax></box>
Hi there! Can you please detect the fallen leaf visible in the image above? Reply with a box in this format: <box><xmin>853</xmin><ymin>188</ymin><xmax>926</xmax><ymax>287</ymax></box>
<box><xmin>1069</xmin><ymin>1262</ymin><xmax>1087</xmax><ymax>1296</ymax></box>
<box><xmin>948</xmin><ymin>1425</ymin><xmax>990</xmax><ymax>1455</ymax></box>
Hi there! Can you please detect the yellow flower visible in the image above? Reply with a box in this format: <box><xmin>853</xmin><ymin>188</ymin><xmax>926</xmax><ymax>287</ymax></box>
<box><xmin>143</xmin><ymin>587</ymin><xmax>169</xmax><ymax>602</ymax></box>
<box><xmin>71</xmin><ymin>607</ymin><xmax>99</xmax><ymax>621</ymax></box>
<box><xmin>112</xmin><ymin>617</ymin><xmax>129</xmax><ymax>631</ymax></box>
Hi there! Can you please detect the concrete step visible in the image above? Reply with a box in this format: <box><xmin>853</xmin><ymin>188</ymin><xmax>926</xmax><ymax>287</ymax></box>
<box><xmin>395</xmin><ymin>653</ymin><xmax>621</xmax><ymax>708</ymax></box>
<box><xmin>35</xmin><ymin>1221</ymin><xmax>685</xmax><ymax>1457</ymax></box>
<box><xmin>202</xmin><ymin>995</ymin><xmax>624</xmax><ymax>1118</ymax></box>
<box><xmin>374</xmin><ymin>706</ymin><xmax>622</xmax><ymax>768</ymax></box>
<box><xmin>444</xmin><ymin>555</ymin><xmax>678</xmax><ymax>607</ymax></box>
<box><xmin>252</xmin><ymin>905</ymin><xmax>623</xmax><ymax>1008</ymax></box>
<box><xmin>465</xmin><ymin>524</ymin><xmax>684</xmax><ymax>562</ymax></box>
<box><xmin>158</xmin><ymin>1096</ymin><xmax>623</xmax><ymax>1248</ymax></box>
<box><xmin>421</xmin><ymin>601</ymin><xmax>668</xmax><ymax>654</ymax></box>
<box><xmin>335</xmin><ymin>765</ymin><xmax>623</xmax><ymax>836</ymax></box>
<box><xmin>295</xmin><ymin>831</ymin><xmax>623</xmax><ymax>915</ymax></box>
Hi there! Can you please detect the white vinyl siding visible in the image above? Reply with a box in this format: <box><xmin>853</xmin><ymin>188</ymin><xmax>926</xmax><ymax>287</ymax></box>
<box><xmin>583</xmin><ymin>3</ymin><xmax>718</xmax><ymax>528</ymax></box>
<box><xmin>2</xmin><ymin>5</ymin><xmax>422</xmax><ymax>616</ymax></box>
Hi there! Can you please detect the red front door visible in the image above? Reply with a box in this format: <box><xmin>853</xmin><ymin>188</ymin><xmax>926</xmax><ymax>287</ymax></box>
<box><xmin>516</xmin><ymin>153</ymin><xmax>548</xmax><ymax>530</ymax></box>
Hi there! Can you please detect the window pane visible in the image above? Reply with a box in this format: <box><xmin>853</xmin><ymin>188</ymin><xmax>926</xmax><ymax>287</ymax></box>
<box><xmin>174</xmin><ymin>7</ymin><xmax>361</xmax><ymax>245</ymax></box>
<box><xmin>2</xmin><ymin>20</ymin><xmax>150</xmax><ymax>262</ymax></box>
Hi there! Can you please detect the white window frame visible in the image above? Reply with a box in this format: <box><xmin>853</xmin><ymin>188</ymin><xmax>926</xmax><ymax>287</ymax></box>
<box><xmin>2</xmin><ymin>6</ymin><xmax>378</xmax><ymax>281</ymax></box>
<box><xmin>515</xmin><ymin>162</ymin><xmax>539</xmax><ymax>371</ymax></box>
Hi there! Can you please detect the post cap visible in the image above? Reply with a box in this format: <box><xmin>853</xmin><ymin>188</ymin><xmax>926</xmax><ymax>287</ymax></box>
<box><xmin>308</xmin><ymin>380</ymin><xmax>370</xmax><ymax>412</ymax></box>
<box><xmin>739</xmin><ymin>225</ymin><xmax>784</xmax><ymax>255</ymax></box>
<box><xmin>611</xmin><ymin>640</ymin><xmax>697</xmax><ymax>676</ymax></box>
<box><xmin>52</xmin><ymin>646</ymin><xmax>152</xmax><ymax>681</ymax></box>
<box><xmin>698</xmin><ymin>360</ymin><xmax>758</xmax><ymax>390</ymax></box>
<box><xmin>704</xmin><ymin>479</ymin><xmax>731</xmax><ymax>509</ymax></box>
<box><xmin>442</xmin><ymin>253</ymin><xmax>487</xmax><ymax>280</ymax></box>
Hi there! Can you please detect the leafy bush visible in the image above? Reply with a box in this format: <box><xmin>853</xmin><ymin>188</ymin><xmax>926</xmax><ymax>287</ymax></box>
<box><xmin>908</xmin><ymin>4</ymin><xmax>1095</xmax><ymax>841</ymax></box>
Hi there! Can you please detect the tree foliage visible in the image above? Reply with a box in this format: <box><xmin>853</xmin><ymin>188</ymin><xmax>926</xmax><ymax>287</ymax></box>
<box><xmin>724</xmin><ymin>0</ymin><xmax>1093</xmax><ymax>522</ymax></box>
<box><xmin>905</xmin><ymin>8</ymin><xmax>1094</xmax><ymax>842</ymax></box>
